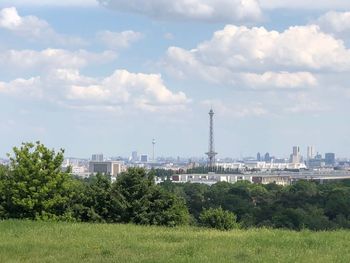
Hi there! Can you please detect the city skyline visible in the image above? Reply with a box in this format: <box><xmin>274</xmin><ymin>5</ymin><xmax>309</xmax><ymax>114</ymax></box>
<box><xmin>32</xmin><ymin>145</ymin><xmax>342</xmax><ymax>162</ymax></box>
<box><xmin>0</xmin><ymin>1</ymin><xmax>350</xmax><ymax>158</ymax></box>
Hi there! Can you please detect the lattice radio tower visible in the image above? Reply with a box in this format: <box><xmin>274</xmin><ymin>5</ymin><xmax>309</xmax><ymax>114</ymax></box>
<box><xmin>205</xmin><ymin>108</ymin><xmax>217</xmax><ymax>170</ymax></box>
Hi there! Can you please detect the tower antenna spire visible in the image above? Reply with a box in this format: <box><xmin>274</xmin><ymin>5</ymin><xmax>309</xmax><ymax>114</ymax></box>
<box><xmin>206</xmin><ymin>108</ymin><xmax>217</xmax><ymax>171</ymax></box>
<box><xmin>152</xmin><ymin>138</ymin><xmax>156</xmax><ymax>161</ymax></box>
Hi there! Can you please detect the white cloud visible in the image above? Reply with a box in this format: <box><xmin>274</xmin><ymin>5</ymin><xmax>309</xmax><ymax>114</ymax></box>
<box><xmin>164</xmin><ymin>24</ymin><xmax>350</xmax><ymax>89</ymax></box>
<box><xmin>97</xmin><ymin>30</ymin><xmax>143</xmax><ymax>49</ymax></box>
<box><xmin>315</xmin><ymin>11</ymin><xmax>350</xmax><ymax>37</ymax></box>
<box><xmin>0</xmin><ymin>7</ymin><xmax>85</xmax><ymax>46</ymax></box>
<box><xmin>242</xmin><ymin>71</ymin><xmax>317</xmax><ymax>89</ymax></box>
<box><xmin>193</xmin><ymin>25</ymin><xmax>350</xmax><ymax>71</ymax></box>
<box><xmin>0</xmin><ymin>0</ymin><xmax>98</xmax><ymax>7</ymax></box>
<box><xmin>260</xmin><ymin>0</ymin><xmax>350</xmax><ymax>10</ymax></box>
<box><xmin>0</xmin><ymin>49</ymin><xmax>117</xmax><ymax>73</ymax></box>
<box><xmin>0</xmin><ymin>77</ymin><xmax>42</xmax><ymax>98</ymax></box>
<box><xmin>164</xmin><ymin>46</ymin><xmax>230</xmax><ymax>84</ymax></box>
<box><xmin>98</xmin><ymin>0</ymin><xmax>262</xmax><ymax>22</ymax></box>
<box><xmin>201</xmin><ymin>100</ymin><xmax>268</xmax><ymax>118</ymax></box>
<box><xmin>0</xmin><ymin>69</ymin><xmax>190</xmax><ymax>114</ymax></box>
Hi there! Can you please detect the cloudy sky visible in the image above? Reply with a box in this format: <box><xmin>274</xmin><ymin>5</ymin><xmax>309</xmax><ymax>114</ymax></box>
<box><xmin>0</xmin><ymin>0</ymin><xmax>349</xmax><ymax>159</ymax></box>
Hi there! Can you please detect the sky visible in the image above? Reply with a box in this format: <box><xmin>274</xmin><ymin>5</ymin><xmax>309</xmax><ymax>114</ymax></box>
<box><xmin>0</xmin><ymin>0</ymin><xmax>350</xmax><ymax>159</ymax></box>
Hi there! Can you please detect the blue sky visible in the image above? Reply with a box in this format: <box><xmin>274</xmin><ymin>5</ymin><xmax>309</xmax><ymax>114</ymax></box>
<box><xmin>0</xmin><ymin>0</ymin><xmax>350</xmax><ymax>159</ymax></box>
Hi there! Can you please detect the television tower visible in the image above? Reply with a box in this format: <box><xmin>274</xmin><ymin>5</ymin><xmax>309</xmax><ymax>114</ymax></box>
<box><xmin>206</xmin><ymin>108</ymin><xmax>217</xmax><ymax>170</ymax></box>
<box><xmin>152</xmin><ymin>138</ymin><xmax>156</xmax><ymax>161</ymax></box>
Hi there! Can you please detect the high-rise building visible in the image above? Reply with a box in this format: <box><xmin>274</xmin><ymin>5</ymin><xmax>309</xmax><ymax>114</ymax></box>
<box><xmin>131</xmin><ymin>151</ymin><xmax>138</xmax><ymax>162</ymax></box>
<box><xmin>307</xmin><ymin>146</ymin><xmax>315</xmax><ymax>160</ymax></box>
<box><xmin>205</xmin><ymin>108</ymin><xmax>217</xmax><ymax>169</ymax></box>
<box><xmin>293</xmin><ymin>146</ymin><xmax>300</xmax><ymax>156</ymax></box>
<box><xmin>264</xmin><ymin>152</ymin><xmax>271</xmax><ymax>162</ymax></box>
<box><xmin>325</xmin><ymin>153</ymin><xmax>336</xmax><ymax>166</ymax></box>
<box><xmin>257</xmin><ymin>152</ymin><xmax>261</xmax><ymax>162</ymax></box>
<box><xmin>291</xmin><ymin>146</ymin><xmax>301</xmax><ymax>164</ymax></box>
<box><xmin>140</xmin><ymin>154</ymin><xmax>148</xmax><ymax>163</ymax></box>
<box><xmin>92</xmin><ymin>154</ymin><xmax>104</xmax><ymax>162</ymax></box>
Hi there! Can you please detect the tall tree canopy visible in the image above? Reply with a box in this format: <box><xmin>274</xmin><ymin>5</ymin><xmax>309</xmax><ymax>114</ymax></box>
<box><xmin>0</xmin><ymin>142</ymin><xmax>76</xmax><ymax>220</ymax></box>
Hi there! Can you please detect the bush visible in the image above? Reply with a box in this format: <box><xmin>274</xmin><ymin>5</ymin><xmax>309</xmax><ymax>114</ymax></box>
<box><xmin>199</xmin><ymin>207</ymin><xmax>239</xmax><ymax>231</ymax></box>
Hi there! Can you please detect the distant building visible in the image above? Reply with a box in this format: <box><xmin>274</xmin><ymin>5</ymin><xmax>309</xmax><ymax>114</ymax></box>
<box><xmin>71</xmin><ymin>166</ymin><xmax>87</xmax><ymax>174</ymax></box>
<box><xmin>89</xmin><ymin>161</ymin><xmax>125</xmax><ymax>177</ymax></box>
<box><xmin>325</xmin><ymin>153</ymin><xmax>336</xmax><ymax>166</ymax></box>
<box><xmin>315</xmin><ymin>153</ymin><xmax>322</xmax><ymax>160</ymax></box>
<box><xmin>131</xmin><ymin>151</ymin><xmax>138</xmax><ymax>162</ymax></box>
<box><xmin>274</xmin><ymin>158</ymin><xmax>288</xmax><ymax>164</ymax></box>
<box><xmin>140</xmin><ymin>154</ymin><xmax>148</xmax><ymax>163</ymax></box>
<box><xmin>290</xmin><ymin>146</ymin><xmax>301</xmax><ymax>164</ymax></box>
<box><xmin>257</xmin><ymin>152</ymin><xmax>261</xmax><ymax>162</ymax></box>
<box><xmin>91</xmin><ymin>154</ymin><xmax>104</xmax><ymax>162</ymax></box>
<box><xmin>307</xmin><ymin>159</ymin><xmax>326</xmax><ymax>169</ymax></box>
<box><xmin>264</xmin><ymin>152</ymin><xmax>271</xmax><ymax>162</ymax></box>
<box><xmin>307</xmin><ymin>146</ymin><xmax>315</xmax><ymax>160</ymax></box>
<box><xmin>171</xmin><ymin>173</ymin><xmax>253</xmax><ymax>185</ymax></box>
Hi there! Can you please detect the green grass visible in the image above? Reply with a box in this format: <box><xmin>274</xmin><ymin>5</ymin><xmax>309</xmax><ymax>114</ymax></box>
<box><xmin>1</xmin><ymin>221</ymin><xmax>350</xmax><ymax>263</ymax></box>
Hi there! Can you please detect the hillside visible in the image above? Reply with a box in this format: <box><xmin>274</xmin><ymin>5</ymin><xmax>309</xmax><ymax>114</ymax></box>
<box><xmin>1</xmin><ymin>221</ymin><xmax>350</xmax><ymax>263</ymax></box>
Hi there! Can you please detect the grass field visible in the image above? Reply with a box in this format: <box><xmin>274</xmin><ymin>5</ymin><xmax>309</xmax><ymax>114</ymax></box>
<box><xmin>1</xmin><ymin>221</ymin><xmax>350</xmax><ymax>263</ymax></box>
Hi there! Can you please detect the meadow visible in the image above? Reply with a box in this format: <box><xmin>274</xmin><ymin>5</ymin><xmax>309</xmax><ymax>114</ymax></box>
<box><xmin>1</xmin><ymin>220</ymin><xmax>350</xmax><ymax>263</ymax></box>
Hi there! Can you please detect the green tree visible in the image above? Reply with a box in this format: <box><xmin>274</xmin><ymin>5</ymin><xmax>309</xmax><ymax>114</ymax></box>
<box><xmin>199</xmin><ymin>207</ymin><xmax>239</xmax><ymax>231</ymax></box>
<box><xmin>0</xmin><ymin>165</ymin><xmax>9</xmax><ymax>218</ymax></box>
<box><xmin>278</xmin><ymin>181</ymin><xmax>318</xmax><ymax>209</ymax></box>
<box><xmin>113</xmin><ymin>168</ymin><xmax>189</xmax><ymax>226</ymax></box>
<box><xmin>72</xmin><ymin>174</ymin><xmax>123</xmax><ymax>223</ymax></box>
<box><xmin>1</xmin><ymin>142</ymin><xmax>76</xmax><ymax>220</ymax></box>
<box><xmin>150</xmin><ymin>168</ymin><xmax>174</xmax><ymax>180</ymax></box>
<box><xmin>324</xmin><ymin>187</ymin><xmax>350</xmax><ymax>219</ymax></box>
<box><xmin>182</xmin><ymin>183</ymin><xmax>209</xmax><ymax>219</ymax></box>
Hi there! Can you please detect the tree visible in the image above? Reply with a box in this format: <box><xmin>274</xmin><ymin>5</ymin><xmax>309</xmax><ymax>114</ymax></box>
<box><xmin>141</xmin><ymin>187</ymin><xmax>190</xmax><ymax>226</ymax></box>
<box><xmin>182</xmin><ymin>183</ymin><xmax>209</xmax><ymax>219</ymax></box>
<box><xmin>72</xmin><ymin>174</ymin><xmax>123</xmax><ymax>223</ymax></box>
<box><xmin>1</xmin><ymin>142</ymin><xmax>76</xmax><ymax>220</ymax></box>
<box><xmin>113</xmin><ymin>168</ymin><xmax>189</xmax><ymax>226</ymax></box>
<box><xmin>278</xmin><ymin>181</ymin><xmax>318</xmax><ymax>209</ymax></box>
<box><xmin>199</xmin><ymin>207</ymin><xmax>239</xmax><ymax>231</ymax></box>
<box><xmin>150</xmin><ymin>168</ymin><xmax>174</xmax><ymax>180</ymax></box>
<box><xmin>324</xmin><ymin>187</ymin><xmax>350</xmax><ymax>219</ymax></box>
<box><xmin>0</xmin><ymin>165</ymin><xmax>9</xmax><ymax>218</ymax></box>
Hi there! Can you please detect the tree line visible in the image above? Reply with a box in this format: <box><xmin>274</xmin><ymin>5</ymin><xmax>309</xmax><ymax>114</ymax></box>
<box><xmin>161</xmin><ymin>178</ymin><xmax>350</xmax><ymax>230</ymax></box>
<box><xmin>1</xmin><ymin>142</ymin><xmax>350</xmax><ymax>231</ymax></box>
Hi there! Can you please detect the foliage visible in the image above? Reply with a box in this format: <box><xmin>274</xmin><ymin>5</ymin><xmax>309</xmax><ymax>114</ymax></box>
<box><xmin>199</xmin><ymin>207</ymin><xmax>239</xmax><ymax>230</ymax></box>
<box><xmin>113</xmin><ymin>168</ymin><xmax>189</xmax><ymax>226</ymax></box>
<box><xmin>0</xmin><ymin>142</ymin><xmax>76</xmax><ymax>220</ymax></box>
<box><xmin>150</xmin><ymin>168</ymin><xmax>175</xmax><ymax>179</ymax></box>
<box><xmin>163</xmin><ymin>179</ymin><xmax>350</xmax><ymax>230</ymax></box>
<box><xmin>0</xmin><ymin>165</ymin><xmax>8</xmax><ymax>217</ymax></box>
<box><xmin>72</xmin><ymin>173</ymin><xmax>123</xmax><ymax>223</ymax></box>
<box><xmin>0</xmin><ymin>143</ymin><xmax>189</xmax><ymax>227</ymax></box>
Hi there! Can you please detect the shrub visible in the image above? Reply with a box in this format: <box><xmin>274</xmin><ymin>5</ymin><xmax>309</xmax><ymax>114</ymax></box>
<box><xmin>199</xmin><ymin>207</ymin><xmax>239</xmax><ymax>231</ymax></box>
